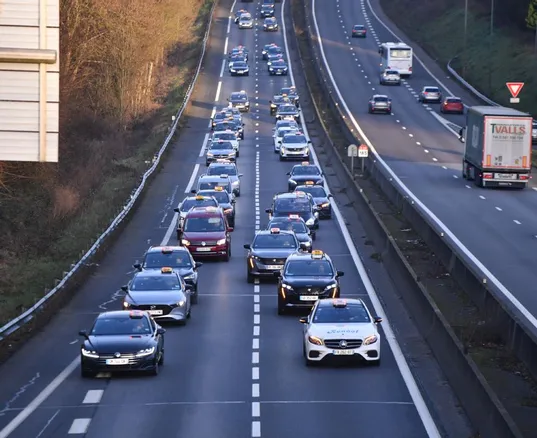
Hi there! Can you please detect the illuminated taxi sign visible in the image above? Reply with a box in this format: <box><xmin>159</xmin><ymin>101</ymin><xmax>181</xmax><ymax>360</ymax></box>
<box><xmin>270</xmin><ymin>227</ymin><xmax>280</xmax><ymax>234</ymax></box>
<box><xmin>161</xmin><ymin>267</ymin><xmax>173</xmax><ymax>274</ymax></box>
<box><xmin>301</xmin><ymin>161</ymin><xmax>309</xmax><ymax>165</ymax></box>
<box><xmin>332</xmin><ymin>299</ymin><xmax>347</xmax><ymax>308</ymax></box>
<box><xmin>305</xmin><ymin>181</ymin><xmax>314</xmax><ymax>185</ymax></box>
<box><xmin>214</xmin><ymin>186</ymin><xmax>224</xmax><ymax>191</ymax></box>
<box><xmin>295</xmin><ymin>191</ymin><xmax>306</xmax><ymax>197</ymax></box>
<box><xmin>161</xmin><ymin>247</ymin><xmax>174</xmax><ymax>254</ymax></box>
<box><xmin>311</xmin><ymin>250</ymin><xmax>324</xmax><ymax>259</ymax></box>
<box><xmin>129</xmin><ymin>310</ymin><xmax>145</xmax><ymax>319</ymax></box>
<box><xmin>289</xmin><ymin>214</ymin><xmax>300</xmax><ymax>219</ymax></box>
<box><xmin>195</xmin><ymin>195</ymin><xmax>205</xmax><ymax>200</ymax></box>
<box><xmin>220</xmin><ymin>174</ymin><xmax>229</xmax><ymax>178</ymax></box>
<box><xmin>216</xmin><ymin>159</ymin><xmax>231</xmax><ymax>163</ymax></box>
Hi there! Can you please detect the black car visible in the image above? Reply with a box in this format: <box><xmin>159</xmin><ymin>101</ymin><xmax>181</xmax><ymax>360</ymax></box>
<box><xmin>197</xmin><ymin>187</ymin><xmax>236</xmax><ymax>227</ymax></box>
<box><xmin>244</xmin><ymin>228</ymin><xmax>300</xmax><ymax>283</ymax></box>
<box><xmin>262</xmin><ymin>44</ymin><xmax>280</xmax><ymax>60</ymax></box>
<box><xmin>275</xmin><ymin>250</ymin><xmax>344</xmax><ymax>314</ymax></box>
<box><xmin>267</xmin><ymin>215</ymin><xmax>314</xmax><ymax>252</ymax></box>
<box><xmin>264</xmin><ymin>46</ymin><xmax>283</xmax><ymax>61</ymax></box>
<box><xmin>230</xmin><ymin>61</ymin><xmax>249</xmax><ymax>76</ymax></box>
<box><xmin>228</xmin><ymin>90</ymin><xmax>250</xmax><ymax>112</ymax></box>
<box><xmin>294</xmin><ymin>183</ymin><xmax>332</xmax><ymax>218</ymax></box>
<box><xmin>263</xmin><ymin>17</ymin><xmax>278</xmax><ymax>31</ymax></box>
<box><xmin>269</xmin><ymin>94</ymin><xmax>292</xmax><ymax>115</ymax></box>
<box><xmin>275</xmin><ymin>104</ymin><xmax>299</xmax><ymax>122</ymax></box>
<box><xmin>134</xmin><ymin>246</ymin><xmax>202</xmax><ymax>302</ymax></box>
<box><xmin>287</xmin><ymin>162</ymin><xmax>324</xmax><ymax>191</ymax></box>
<box><xmin>268</xmin><ymin>59</ymin><xmax>288</xmax><ymax>75</ymax></box>
<box><xmin>122</xmin><ymin>268</ymin><xmax>192</xmax><ymax>324</ymax></box>
<box><xmin>79</xmin><ymin>310</ymin><xmax>165</xmax><ymax>377</ymax></box>
<box><xmin>266</xmin><ymin>192</ymin><xmax>319</xmax><ymax>230</ymax></box>
<box><xmin>280</xmin><ymin>86</ymin><xmax>299</xmax><ymax>107</ymax></box>
<box><xmin>213</xmin><ymin>121</ymin><xmax>244</xmax><ymax>140</ymax></box>
<box><xmin>260</xmin><ymin>6</ymin><xmax>274</xmax><ymax>17</ymax></box>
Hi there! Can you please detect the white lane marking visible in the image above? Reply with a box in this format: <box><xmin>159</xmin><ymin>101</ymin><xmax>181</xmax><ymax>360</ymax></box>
<box><xmin>288</xmin><ymin>1</ymin><xmax>441</xmax><ymax>436</ymax></box>
<box><xmin>184</xmin><ymin>164</ymin><xmax>200</xmax><ymax>194</ymax></box>
<box><xmin>220</xmin><ymin>59</ymin><xmax>226</xmax><ymax>77</ymax></box>
<box><xmin>199</xmin><ymin>133</ymin><xmax>210</xmax><ymax>157</ymax></box>
<box><xmin>479</xmin><ymin>195</ymin><xmax>486</xmax><ymax>200</ymax></box>
<box><xmin>317</xmin><ymin>0</ymin><xmax>537</xmax><ymax>332</ymax></box>
<box><xmin>495</xmin><ymin>207</ymin><xmax>502</xmax><ymax>211</ymax></box>
<box><xmin>252</xmin><ymin>352</ymin><xmax>259</xmax><ymax>364</ymax></box>
<box><xmin>230</xmin><ymin>0</ymin><xmax>236</xmax><ymax>13</ymax></box>
<box><xmin>254</xmin><ymin>314</ymin><xmax>260</xmax><ymax>324</ymax></box>
<box><xmin>252</xmin><ymin>421</ymin><xmax>261</xmax><ymax>438</ymax></box>
<box><xmin>0</xmin><ymin>357</ymin><xmax>78</xmax><ymax>438</ymax></box>
<box><xmin>252</xmin><ymin>383</ymin><xmax>260</xmax><ymax>397</ymax></box>
<box><xmin>252</xmin><ymin>402</ymin><xmax>260</xmax><ymax>416</ymax></box>
<box><xmin>227</xmin><ymin>16</ymin><xmax>232</xmax><ymax>33</ymax></box>
<box><xmin>252</xmin><ymin>367</ymin><xmax>259</xmax><ymax>380</ymax></box>
<box><xmin>215</xmin><ymin>81</ymin><xmax>222</xmax><ymax>102</ymax></box>
<box><xmin>252</xmin><ymin>149</ymin><xmax>261</xmax><ymax>437</ymax></box>
<box><xmin>35</xmin><ymin>410</ymin><xmax>60</xmax><ymax>438</ymax></box>
<box><xmin>68</xmin><ymin>418</ymin><xmax>91</xmax><ymax>434</ymax></box>
<box><xmin>253</xmin><ymin>338</ymin><xmax>259</xmax><ymax>349</ymax></box>
<box><xmin>514</xmin><ymin>220</ymin><xmax>521</xmax><ymax>225</ymax></box>
<box><xmin>82</xmin><ymin>390</ymin><xmax>103</xmax><ymax>404</ymax></box>
<box><xmin>223</xmin><ymin>36</ymin><xmax>229</xmax><ymax>55</ymax></box>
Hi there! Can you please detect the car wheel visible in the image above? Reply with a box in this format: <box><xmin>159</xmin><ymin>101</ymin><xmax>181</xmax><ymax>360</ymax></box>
<box><xmin>149</xmin><ymin>361</ymin><xmax>159</xmax><ymax>376</ymax></box>
<box><xmin>368</xmin><ymin>107</ymin><xmax>372</xmax><ymax>114</ymax></box>
<box><xmin>279</xmin><ymin>155</ymin><xmax>284</xmax><ymax>161</ymax></box>
<box><xmin>176</xmin><ymin>231</ymin><xmax>181</xmax><ymax>241</ymax></box>
<box><xmin>223</xmin><ymin>250</ymin><xmax>231</xmax><ymax>262</ymax></box>
<box><xmin>191</xmin><ymin>292</ymin><xmax>198</xmax><ymax>304</ymax></box>
<box><xmin>205</xmin><ymin>161</ymin><xmax>209</xmax><ymax>166</ymax></box>
<box><xmin>277</xmin><ymin>299</ymin><xmax>286</xmax><ymax>315</ymax></box>
<box><xmin>236</xmin><ymin>150</ymin><xmax>240</xmax><ymax>157</ymax></box>
<box><xmin>81</xmin><ymin>368</ymin><xmax>93</xmax><ymax>378</ymax></box>
<box><xmin>187</xmin><ymin>307</ymin><xmax>191</xmax><ymax>319</ymax></box>
<box><xmin>247</xmin><ymin>271</ymin><xmax>254</xmax><ymax>283</ymax></box>
<box><xmin>246</xmin><ymin>72</ymin><xmax>249</xmax><ymax>76</ymax></box>
<box><xmin>236</xmin><ymin>190</ymin><xmax>241</xmax><ymax>197</ymax></box>
<box><xmin>158</xmin><ymin>350</ymin><xmax>164</xmax><ymax>365</ymax></box>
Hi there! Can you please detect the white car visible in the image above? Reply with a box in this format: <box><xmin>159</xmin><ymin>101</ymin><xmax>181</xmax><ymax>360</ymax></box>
<box><xmin>300</xmin><ymin>298</ymin><xmax>382</xmax><ymax>366</ymax></box>
<box><xmin>273</xmin><ymin>119</ymin><xmax>299</xmax><ymax>134</ymax></box>
<box><xmin>212</xmin><ymin>130</ymin><xmax>240</xmax><ymax>155</ymax></box>
<box><xmin>273</xmin><ymin>126</ymin><xmax>299</xmax><ymax>152</ymax></box>
<box><xmin>279</xmin><ymin>132</ymin><xmax>311</xmax><ymax>161</ymax></box>
<box><xmin>238</xmin><ymin>14</ymin><xmax>254</xmax><ymax>29</ymax></box>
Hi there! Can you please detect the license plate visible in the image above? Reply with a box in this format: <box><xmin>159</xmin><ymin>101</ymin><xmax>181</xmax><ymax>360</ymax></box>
<box><xmin>106</xmin><ymin>358</ymin><xmax>129</xmax><ymax>365</ymax></box>
<box><xmin>148</xmin><ymin>310</ymin><xmax>163</xmax><ymax>315</ymax></box>
<box><xmin>266</xmin><ymin>265</ymin><xmax>283</xmax><ymax>270</ymax></box>
<box><xmin>196</xmin><ymin>247</ymin><xmax>212</xmax><ymax>252</ymax></box>
<box><xmin>300</xmin><ymin>295</ymin><xmax>318</xmax><ymax>301</ymax></box>
<box><xmin>276</xmin><ymin>71</ymin><xmax>282</xmax><ymax>74</ymax></box>
<box><xmin>333</xmin><ymin>350</ymin><xmax>354</xmax><ymax>356</ymax></box>
<box><xmin>495</xmin><ymin>173</ymin><xmax>516</xmax><ymax>180</ymax></box>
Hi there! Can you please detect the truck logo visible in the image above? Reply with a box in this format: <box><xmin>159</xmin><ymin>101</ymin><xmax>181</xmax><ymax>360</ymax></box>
<box><xmin>490</xmin><ymin>123</ymin><xmax>526</xmax><ymax>135</ymax></box>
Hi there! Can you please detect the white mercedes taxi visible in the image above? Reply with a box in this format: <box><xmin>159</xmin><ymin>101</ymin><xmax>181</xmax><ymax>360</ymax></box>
<box><xmin>300</xmin><ymin>298</ymin><xmax>382</xmax><ymax>366</ymax></box>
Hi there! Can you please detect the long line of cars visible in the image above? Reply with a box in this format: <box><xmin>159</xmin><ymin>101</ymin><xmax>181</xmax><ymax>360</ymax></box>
<box><xmin>78</xmin><ymin>1</ymin><xmax>382</xmax><ymax>378</ymax></box>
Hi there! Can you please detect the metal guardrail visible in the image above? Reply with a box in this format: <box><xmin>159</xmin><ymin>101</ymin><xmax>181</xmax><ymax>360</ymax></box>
<box><xmin>0</xmin><ymin>0</ymin><xmax>218</xmax><ymax>340</ymax></box>
<box><xmin>447</xmin><ymin>57</ymin><xmax>500</xmax><ymax>106</ymax></box>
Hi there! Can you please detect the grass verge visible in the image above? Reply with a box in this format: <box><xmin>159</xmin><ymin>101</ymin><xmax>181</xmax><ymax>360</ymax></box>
<box><xmin>0</xmin><ymin>0</ymin><xmax>214</xmax><ymax>329</ymax></box>
<box><xmin>291</xmin><ymin>0</ymin><xmax>537</xmax><ymax>434</ymax></box>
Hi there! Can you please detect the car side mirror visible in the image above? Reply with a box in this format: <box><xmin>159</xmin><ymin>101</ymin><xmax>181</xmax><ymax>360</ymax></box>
<box><xmin>190</xmin><ymin>189</ymin><xmax>196</xmax><ymax>194</ymax></box>
<box><xmin>374</xmin><ymin>316</ymin><xmax>382</xmax><ymax>324</ymax></box>
<box><xmin>174</xmin><ymin>207</ymin><xmax>180</xmax><ymax>213</ymax></box>
<box><xmin>308</xmin><ymin>140</ymin><xmax>312</xmax><ymax>144</ymax></box>
<box><xmin>328</xmin><ymin>194</ymin><xmax>333</xmax><ymax>198</ymax></box>
<box><xmin>299</xmin><ymin>317</ymin><xmax>308</xmax><ymax>324</ymax></box>
<box><xmin>244</xmin><ymin>243</ymin><xmax>251</xmax><ymax>249</ymax></box>
<box><xmin>79</xmin><ymin>330</ymin><xmax>88</xmax><ymax>337</ymax></box>
<box><xmin>185</xmin><ymin>284</ymin><xmax>194</xmax><ymax>291</ymax></box>
<box><xmin>286</xmin><ymin>172</ymin><xmax>290</xmax><ymax>175</ymax></box>
<box><xmin>265</xmin><ymin>208</ymin><xmax>272</xmax><ymax>213</ymax></box>
<box><xmin>133</xmin><ymin>263</ymin><xmax>142</xmax><ymax>270</ymax></box>
<box><xmin>269</xmin><ymin>100</ymin><xmax>272</xmax><ymax>104</ymax></box>
<box><xmin>239</xmin><ymin>174</ymin><xmax>243</xmax><ymax>177</ymax></box>
<box><xmin>195</xmin><ymin>262</ymin><xmax>203</xmax><ymax>268</ymax></box>
<box><xmin>156</xmin><ymin>327</ymin><xmax>166</xmax><ymax>335</ymax></box>
<box><xmin>121</xmin><ymin>285</ymin><xmax>128</xmax><ymax>292</ymax></box>
<box><xmin>336</xmin><ymin>270</ymin><xmax>345</xmax><ymax>277</ymax></box>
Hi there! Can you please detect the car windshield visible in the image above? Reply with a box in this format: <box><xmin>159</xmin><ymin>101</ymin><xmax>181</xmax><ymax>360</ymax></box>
<box><xmin>131</xmin><ymin>275</ymin><xmax>181</xmax><ymax>291</ymax></box>
<box><xmin>234</xmin><ymin>62</ymin><xmax>247</xmax><ymax>68</ymax></box>
<box><xmin>425</xmin><ymin>88</ymin><xmax>439</xmax><ymax>92</ymax></box>
<box><xmin>213</xmin><ymin>133</ymin><xmax>236</xmax><ymax>141</ymax></box>
<box><xmin>283</xmin><ymin>135</ymin><xmax>307</xmax><ymax>144</ymax></box>
<box><xmin>312</xmin><ymin>303</ymin><xmax>371</xmax><ymax>323</ymax></box>
<box><xmin>240</xmin><ymin>16</ymin><xmax>251</xmax><ymax>21</ymax></box>
<box><xmin>231</xmin><ymin>94</ymin><xmax>247</xmax><ymax>101</ymax></box>
<box><xmin>298</xmin><ymin>186</ymin><xmax>326</xmax><ymax>197</ymax></box>
<box><xmin>214</xmin><ymin>123</ymin><xmax>233</xmax><ymax>131</ymax></box>
<box><xmin>354</xmin><ymin>25</ymin><xmax>364</xmax><ymax>29</ymax></box>
<box><xmin>277</xmin><ymin>128</ymin><xmax>295</xmax><ymax>137</ymax></box>
<box><xmin>143</xmin><ymin>251</ymin><xmax>192</xmax><ymax>268</ymax></box>
<box><xmin>210</xmin><ymin>142</ymin><xmax>233</xmax><ymax>150</ymax></box>
<box><xmin>277</xmin><ymin>121</ymin><xmax>297</xmax><ymax>129</ymax></box>
<box><xmin>198</xmin><ymin>181</ymin><xmax>228</xmax><ymax>191</ymax></box>
<box><xmin>374</xmin><ymin>97</ymin><xmax>389</xmax><ymax>102</ymax></box>
<box><xmin>285</xmin><ymin>260</ymin><xmax>333</xmax><ymax>276</ymax></box>
<box><xmin>386</xmin><ymin>70</ymin><xmax>399</xmax><ymax>75</ymax></box>
<box><xmin>91</xmin><ymin>315</ymin><xmax>152</xmax><ymax>336</ymax></box>
<box><xmin>269</xmin><ymin>220</ymin><xmax>308</xmax><ymax>233</ymax></box>
<box><xmin>292</xmin><ymin>166</ymin><xmax>320</xmax><ymax>176</ymax></box>
<box><xmin>184</xmin><ymin>216</ymin><xmax>225</xmax><ymax>232</ymax></box>
<box><xmin>214</xmin><ymin>113</ymin><xmax>226</xmax><ymax>120</ymax></box>
<box><xmin>279</xmin><ymin>105</ymin><xmax>295</xmax><ymax>113</ymax></box>
<box><xmin>201</xmin><ymin>191</ymin><xmax>229</xmax><ymax>203</ymax></box>
<box><xmin>268</xmin><ymin>47</ymin><xmax>282</xmax><ymax>54</ymax></box>
<box><xmin>446</xmin><ymin>98</ymin><xmax>461</xmax><ymax>103</ymax></box>
<box><xmin>265</xmin><ymin>18</ymin><xmax>275</xmax><ymax>23</ymax></box>
<box><xmin>207</xmin><ymin>165</ymin><xmax>237</xmax><ymax>175</ymax></box>
<box><xmin>274</xmin><ymin>198</ymin><xmax>311</xmax><ymax>212</ymax></box>
<box><xmin>253</xmin><ymin>234</ymin><xmax>297</xmax><ymax>248</ymax></box>
<box><xmin>273</xmin><ymin>60</ymin><xmax>286</xmax><ymax>66</ymax></box>
<box><xmin>180</xmin><ymin>198</ymin><xmax>217</xmax><ymax>211</ymax></box>
<box><xmin>281</xmin><ymin>88</ymin><xmax>296</xmax><ymax>95</ymax></box>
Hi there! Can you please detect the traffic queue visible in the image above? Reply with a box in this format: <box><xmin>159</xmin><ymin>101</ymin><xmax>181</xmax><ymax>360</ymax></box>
<box><xmin>77</xmin><ymin>2</ymin><xmax>382</xmax><ymax>377</ymax></box>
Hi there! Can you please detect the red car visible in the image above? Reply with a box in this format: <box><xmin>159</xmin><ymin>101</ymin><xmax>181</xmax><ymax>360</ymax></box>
<box><xmin>441</xmin><ymin>97</ymin><xmax>464</xmax><ymax>114</ymax></box>
<box><xmin>179</xmin><ymin>206</ymin><xmax>233</xmax><ymax>261</ymax></box>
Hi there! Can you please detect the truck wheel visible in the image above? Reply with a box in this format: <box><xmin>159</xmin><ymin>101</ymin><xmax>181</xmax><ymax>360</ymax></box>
<box><xmin>474</xmin><ymin>172</ymin><xmax>483</xmax><ymax>188</ymax></box>
<box><xmin>461</xmin><ymin>160</ymin><xmax>468</xmax><ymax>179</ymax></box>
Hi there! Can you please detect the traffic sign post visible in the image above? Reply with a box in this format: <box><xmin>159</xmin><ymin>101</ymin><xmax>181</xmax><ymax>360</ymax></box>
<box><xmin>506</xmin><ymin>82</ymin><xmax>524</xmax><ymax>104</ymax></box>
<box><xmin>347</xmin><ymin>144</ymin><xmax>358</xmax><ymax>175</ymax></box>
<box><xmin>358</xmin><ymin>144</ymin><xmax>368</xmax><ymax>174</ymax></box>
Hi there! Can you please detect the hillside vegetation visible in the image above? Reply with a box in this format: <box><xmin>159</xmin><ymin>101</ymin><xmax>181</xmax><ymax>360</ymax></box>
<box><xmin>380</xmin><ymin>0</ymin><xmax>537</xmax><ymax>115</ymax></box>
<box><xmin>0</xmin><ymin>0</ymin><xmax>213</xmax><ymax>326</ymax></box>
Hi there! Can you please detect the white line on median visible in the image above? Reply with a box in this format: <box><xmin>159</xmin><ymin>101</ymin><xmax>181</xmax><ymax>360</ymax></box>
<box><xmin>215</xmin><ymin>81</ymin><xmax>222</xmax><ymax>102</ymax></box>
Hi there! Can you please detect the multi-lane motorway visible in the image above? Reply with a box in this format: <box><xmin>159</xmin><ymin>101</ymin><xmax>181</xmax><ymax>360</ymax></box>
<box><xmin>0</xmin><ymin>0</ymin><xmax>474</xmax><ymax>437</ymax></box>
<box><xmin>312</xmin><ymin>0</ymin><xmax>537</xmax><ymax>320</ymax></box>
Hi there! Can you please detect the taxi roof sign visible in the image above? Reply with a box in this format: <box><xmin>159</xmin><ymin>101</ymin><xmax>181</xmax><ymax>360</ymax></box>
<box><xmin>301</xmin><ymin>161</ymin><xmax>309</xmax><ymax>165</ymax></box>
<box><xmin>161</xmin><ymin>267</ymin><xmax>173</xmax><ymax>274</ymax></box>
<box><xmin>288</xmin><ymin>214</ymin><xmax>300</xmax><ymax>219</ymax></box>
<box><xmin>305</xmin><ymin>181</ymin><xmax>314</xmax><ymax>185</ymax></box>
<box><xmin>270</xmin><ymin>227</ymin><xmax>280</xmax><ymax>234</ymax></box>
<box><xmin>214</xmin><ymin>186</ymin><xmax>224</xmax><ymax>191</ymax></box>
<box><xmin>195</xmin><ymin>195</ymin><xmax>205</xmax><ymax>200</ymax></box>
<box><xmin>332</xmin><ymin>299</ymin><xmax>347</xmax><ymax>308</ymax></box>
<box><xmin>216</xmin><ymin>159</ymin><xmax>232</xmax><ymax>163</ymax></box>
<box><xmin>129</xmin><ymin>310</ymin><xmax>145</xmax><ymax>319</ymax></box>
<box><xmin>161</xmin><ymin>247</ymin><xmax>174</xmax><ymax>254</ymax></box>
<box><xmin>220</xmin><ymin>174</ymin><xmax>229</xmax><ymax>178</ymax></box>
<box><xmin>295</xmin><ymin>191</ymin><xmax>306</xmax><ymax>197</ymax></box>
<box><xmin>311</xmin><ymin>250</ymin><xmax>324</xmax><ymax>259</ymax></box>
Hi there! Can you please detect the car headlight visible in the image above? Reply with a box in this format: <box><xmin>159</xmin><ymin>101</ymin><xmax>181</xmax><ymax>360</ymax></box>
<box><xmin>230</xmin><ymin>69</ymin><xmax>236</xmax><ymax>72</ymax></box>
<box><xmin>81</xmin><ymin>348</ymin><xmax>99</xmax><ymax>358</ymax></box>
<box><xmin>280</xmin><ymin>147</ymin><xmax>286</xmax><ymax>153</ymax></box>
<box><xmin>305</xmin><ymin>218</ymin><xmax>315</xmax><ymax>225</ymax></box>
<box><xmin>135</xmin><ymin>347</ymin><xmax>156</xmax><ymax>357</ymax></box>
<box><xmin>308</xmin><ymin>335</ymin><xmax>323</xmax><ymax>346</ymax></box>
<box><xmin>123</xmin><ymin>301</ymin><xmax>130</xmax><ymax>308</ymax></box>
<box><xmin>181</xmin><ymin>239</ymin><xmax>191</xmax><ymax>246</ymax></box>
<box><xmin>183</xmin><ymin>273</ymin><xmax>196</xmax><ymax>280</ymax></box>
<box><xmin>207</xmin><ymin>152</ymin><xmax>214</xmax><ymax>157</ymax></box>
<box><xmin>320</xmin><ymin>202</ymin><xmax>330</xmax><ymax>208</ymax></box>
<box><xmin>302</xmin><ymin>241</ymin><xmax>311</xmax><ymax>246</ymax></box>
<box><xmin>232</xmin><ymin>180</ymin><xmax>239</xmax><ymax>186</ymax></box>
<box><xmin>223</xmin><ymin>208</ymin><xmax>233</xmax><ymax>214</ymax></box>
<box><xmin>216</xmin><ymin>238</ymin><xmax>226</xmax><ymax>245</ymax></box>
<box><xmin>281</xmin><ymin>283</ymin><xmax>293</xmax><ymax>290</ymax></box>
<box><xmin>288</xmin><ymin>179</ymin><xmax>296</xmax><ymax>184</ymax></box>
<box><xmin>363</xmin><ymin>335</ymin><xmax>378</xmax><ymax>345</ymax></box>
<box><xmin>269</xmin><ymin>68</ymin><xmax>274</xmax><ymax>71</ymax></box>
<box><xmin>324</xmin><ymin>283</ymin><xmax>337</xmax><ymax>290</ymax></box>
<box><xmin>177</xmin><ymin>300</ymin><xmax>185</xmax><ymax>307</ymax></box>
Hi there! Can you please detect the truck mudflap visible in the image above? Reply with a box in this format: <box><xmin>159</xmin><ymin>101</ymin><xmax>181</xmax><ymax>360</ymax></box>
<box><xmin>462</xmin><ymin>159</ymin><xmax>530</xmax><ymax>189</ymax></box>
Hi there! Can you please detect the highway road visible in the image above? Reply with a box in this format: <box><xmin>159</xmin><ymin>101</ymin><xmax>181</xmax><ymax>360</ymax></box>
<box><xmin>0</xmin><ymin>0</ymin><xmax>469</xmax><ymax>437</ymax></box>
<box><xmin>312</xmin><ymin>0</ymin><xmax>537</xmax><ymax>320</ymax></box>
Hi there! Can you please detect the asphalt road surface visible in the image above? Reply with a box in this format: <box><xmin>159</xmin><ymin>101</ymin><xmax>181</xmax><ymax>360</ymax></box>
<box><xmin>312</xmin><ymin>0</ymin><xmax>537</xmax><ymax>320</ymax></box>
<box><xmin>0</xmin><ymin>0</ymin><xmax>467</xmax><ymax>437</ymax></box>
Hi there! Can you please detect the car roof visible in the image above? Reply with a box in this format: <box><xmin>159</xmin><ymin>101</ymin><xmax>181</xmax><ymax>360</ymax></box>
<box><xmin>198</xmin><ymin>188</ymin><xmax>231</xmax><ymax>197</ymax></box>
<box><xmin>146</xmin><ymin>245</ymin><xmax>190</xmax><ymax>254</ymax></box>
<box><xmin>295</xmin><ymin>184</ymin><xmax>326</xmax><ymax>192</ymax></box>
<box><xmin>445</xmin><ymin>96</ymin><xmax>461</xmax><ymax>101</ymax></box>
<box><xmin>424</xmin><ymin>86</ymin><xmax>439</xmax><ymax>90</ymax></box>
<box><xmin>372</xmin><ymin>94</ymin><xmax>389</xmax><ymax>99</ymax></box>
<box><xmin>292</xmin><ymin>163</ymin><xmax>318</xmax><ymax>169</ymax></box>
<box><xmin>269</xmin><ymin>215</ymin><xmax>307</xmax><ymax>224</ymax></box>
<box><xmin>316</xmin><ymin>298</ymin><xmax>367</xmax><ymax>308</ymax></box>
<box><xmin>97</xmin><ymin>310</ymin><xmax>149</xmax><ymax>319</ymax></box>
<box><xmin>133</xmin><ymin>269</ymin><xmax>179</xmax><ymax>279</ymax></box>
<box><xmin>198</xmin><ymin>175</ymin><xmax>232</xmax><ymax>182</ymax></box>
<box><xmin>255</xmin><ymin>229</ymin><xmax>296</xmax><ymax>236</ymax></box>
<box><xmin>185</xmin><ymin>206</ymin><xmax>225</xmax><ymax>218</ymax></box>
<box><xmin>274</xmin><ymin>191</ymin><xmax>311</xmax><ymax>199</ymax></box>
<box><xmin>287</xmin><ymin>251</ymin><xmax>333</xmax><ymax>262</ymax></box>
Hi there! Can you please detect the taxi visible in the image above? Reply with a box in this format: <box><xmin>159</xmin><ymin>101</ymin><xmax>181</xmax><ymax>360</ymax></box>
<box><xmin>267</xmin><ymin>214</ymin><xmax>315</xmax><ymax>251</ymax></box>
<box><xmin>287</xmin><ymin>162</ymin><xmax>324</xmax><ymax>191</ymax></box>
<box><xmin>244</xmin><ymin>228</ymin><xmax>300</xmax><ymax>283</ymax></box>
<box><xmin>193</xmin><ymin>174</ymin><xmax>234</xmax><ymax>196</ymax></box>
<box><xmin>276</xmin><ymin>250</ymin><xmax>343</xmax><ymax>314</ymax></box>
<box><xmin>266</xmin><ymin>191</ymin><xmax>319</xmax><ymax>230</ymax></box>
<box><xmin>197</xmin><ymin>186</ymin><xmax>236</xmax><ymax>227</ymax></box>
<box><xmin>179</xmin><ymin>206</ymin><xmax>233</xmax><ymax>261</ymax></box>
<box><xmin>205</xmin><ymin>160</ymin><xmax>242</xmax><ymax>196</ymax></box>
<box><xmin>174</xmin><ymin>195</ymin><xmax>218</xmax><ymax>238</ymax></box>
<box><xmin>300</xmin><ymin>298</ymin><xmax>382</xmax><ymax>366</ymax></box>
<box><xmin>294</xmin><ymin>182</ymin><xmax>332</xmax><ymax>218</ymax></box>
<box><xmin>280</xmin><ymin>86</ymin><xmax>299</xmax><ymax>107</ymax></box>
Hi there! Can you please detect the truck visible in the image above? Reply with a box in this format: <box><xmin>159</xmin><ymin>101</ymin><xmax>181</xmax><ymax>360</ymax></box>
<box><xmin>461</xmin><ymin>106</ymin><xmax>532</xmax><ymax>189</ymax></box>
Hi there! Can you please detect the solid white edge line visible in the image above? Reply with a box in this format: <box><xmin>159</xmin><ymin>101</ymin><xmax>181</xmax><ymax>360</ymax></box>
<box><xmin>199</xmin><ymin>133</ymin><xmax>210</xmax><ymax>157</ymax></box>
<box><xmin>215</xmin><ymin>81</ymin><xmax>222</xmax><ymax>102</ymax></box>
<box><xmin>284</xmin><ymin>0</ymin><xmax>440</xmax><ymax>436</ymax></box>
<box><xmin>312</xmin><ymin>0</ymin><xmax>537</xmax><ymax>330</ymax></box>
<box><xmin>185</xmin><ymin>164</ymin><xmax>200</xmax><ymax>194</ymax></box>
<box><xmin>220</xmin><ymin>59</ymin><xmax>226</xmax><ymax>77</ymax></box>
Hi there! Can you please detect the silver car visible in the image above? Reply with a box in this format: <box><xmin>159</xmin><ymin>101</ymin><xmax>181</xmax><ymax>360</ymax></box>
<box><xmin>204</xmin><ymin>160</ymin><xmax>243</xmax><ymax>196</ymax></box>
<box><xmin>122</xmin><ymin>269</ymin><xmax>192</xmax><ymax>324</ymax></box>
<box><xmin>418</xmin><ymin>86</ymin><xmax>442</xmax><ymax>103</ymax></box>
<box><xmin>238</xmin><ymin>14</ymin><xmax>254</xmax><ymax>29</ymax></box>
<box><xmin>379</xmin><ymin>69</ymin><xmax>401</xmax><ymax>85</ymax></box>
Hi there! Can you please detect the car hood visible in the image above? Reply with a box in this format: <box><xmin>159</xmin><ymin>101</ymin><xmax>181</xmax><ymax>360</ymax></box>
<box><xmin>274</xmin><ymin>211</ymin><xmax>314</xmax><ymax>221</ymax></box>
<box><xmin>290</xmin><ymin>175</ymin><xmax>322</xmax><ymax>182</ymax></box>
<box><xmin>126</xmin><ymin>290</ymin><xmax>184</xmax><ymax>305</ymax></box>
<box><xmin>183</xmin><ymin>231</ymin><xmax>226</xmax><ymax>241</ymax></box>
<box><xmin>283</xmin><ymin>276</ymin><xmax>335</xmax><ymax>287</ymax></box>
<box><xmin>251</xmin><ymin>248</ymin><xmax>298</xmax><ymax>258</ymax></box>
<box><xmin>312</xmin><ymin>196</ymin><xmax>329</xmax><ymax>204</ymax></box>
<box><xmin>209</xmin><ymin>148</ymin><xmax>235</xmax><ymax>154</ymax></box>
<box><xmin>85</xmin><ymin>335</ymin><xmax>153</xmax><ymax>354</ymax></box>
<box><xmin>142</xmin><ymin>267</ymin><xmax>194</xmax><ymax>277</ymax></box>
<box><xmin>282</xmin><ymin>142</ymin><xmax>308</xmax><ymax>148</ymax></box>
<box><xmin>309</xmin><ymin>323</ymin><xmax>375</xmax><ymax>339</ymax></box>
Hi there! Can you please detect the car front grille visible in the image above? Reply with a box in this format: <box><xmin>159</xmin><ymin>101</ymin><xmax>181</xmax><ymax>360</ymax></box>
<box><xmin>191</xmin><ymin>240</ymin><xmax>219</xmax><ymax>246</ymax></box>
<box><xmin>259</xmin><ymin>257</ymin><xmax>286</xmax><ymax>265</ymax></box>
<box><xmin>295</xmin><ymin>287</ymin><xmax>323</xmax><ymax>295</ymax></box>
<box><xmin>324</xmin><ymin>339</ymin><xmax>363</xmax><ymax>349</ymax></box>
